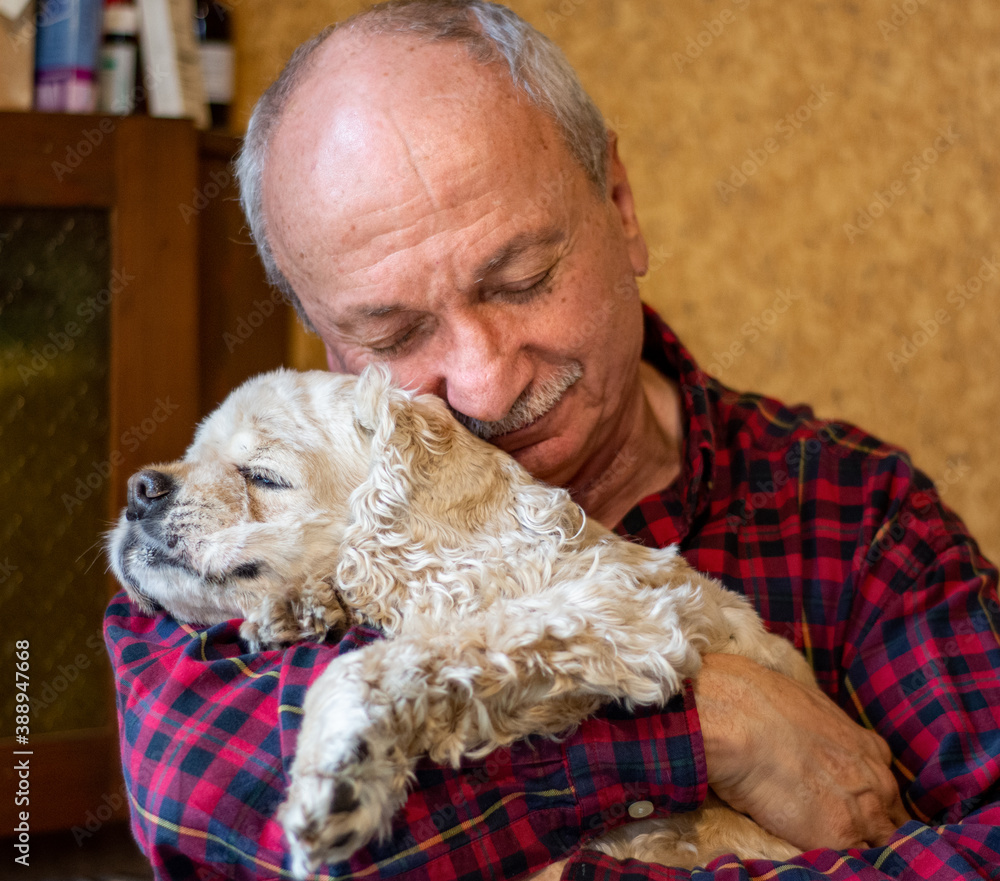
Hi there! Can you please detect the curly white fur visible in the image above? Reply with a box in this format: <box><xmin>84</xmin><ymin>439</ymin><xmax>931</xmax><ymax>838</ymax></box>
<box><xmin>108</xmin><ymin>366</ymin><xmax>816</xmax><ymax>878</ymax></box>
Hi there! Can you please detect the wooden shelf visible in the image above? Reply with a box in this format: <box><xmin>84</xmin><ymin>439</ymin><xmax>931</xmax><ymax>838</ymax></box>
<box><xmin>0</xmin><ymin>111</ymin><xmax>291</xmax><ymax>833</ymax></box>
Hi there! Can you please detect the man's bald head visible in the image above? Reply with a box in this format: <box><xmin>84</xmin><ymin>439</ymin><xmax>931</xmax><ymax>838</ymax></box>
<box><xmin>235</xmin><ymin>0</ymin><xmax>608</xmax><ymax>327</ymax></box>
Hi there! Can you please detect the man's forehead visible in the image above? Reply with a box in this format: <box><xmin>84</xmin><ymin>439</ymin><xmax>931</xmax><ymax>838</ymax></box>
<box><xmin>265</xmin><ymin>39</ymin><xmax>560</xmax><ymax>236</ymax></box>
<box><xmin>279</xmin><ymin>31</ymin><xmax>519</xmax><ymax>147</ymax></box>
<box><xmin>263</xmin><ymin>29</ymin><xmax>598</xmax><ymax>325</ymax></box>
<box><xmin>269</xmin><ymin>29</ymin><xmax>571</xmax><ymax>190</ymax></box>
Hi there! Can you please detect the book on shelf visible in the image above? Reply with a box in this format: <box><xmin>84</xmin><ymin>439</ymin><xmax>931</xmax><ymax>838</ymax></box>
<box><xmin>0</xmin><ymin>0</ymin><xmax>35</xmax><ymax>111</ymax></box>
<box><xmin>137</xmin><ymin>0</ymin><xmax>209</xmax><ymax>128</ymax></box>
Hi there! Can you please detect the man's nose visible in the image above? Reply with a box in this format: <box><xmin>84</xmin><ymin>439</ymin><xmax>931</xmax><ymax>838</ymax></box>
<box><xmin>441</xmin><ymin>315</ymin><xmax>531</xmax><ymax>423</ymax></box>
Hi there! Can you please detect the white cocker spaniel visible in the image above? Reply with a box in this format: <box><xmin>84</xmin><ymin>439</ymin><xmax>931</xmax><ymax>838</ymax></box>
<box><xmin>108</xmin><ymin>367</ymin><xmax>816</xmax><ymax>877</ymax></box>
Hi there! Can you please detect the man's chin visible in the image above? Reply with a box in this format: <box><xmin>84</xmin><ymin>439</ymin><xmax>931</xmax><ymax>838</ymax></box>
<box><xmin>502</xmin><ymin>431</ymin><xmax>582</xmax><ymax>490</ymax></box>
<box><xmin>491</xmin><ymin>391</ymin><xmax>586</xmax><ymax>483</ymax></box>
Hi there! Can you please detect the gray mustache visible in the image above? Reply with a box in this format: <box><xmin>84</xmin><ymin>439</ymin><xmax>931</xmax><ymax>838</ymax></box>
<box><xmin>450</xmin><ymin>362</ymin><xmax>583</xmax><ymax>440</ymax></box>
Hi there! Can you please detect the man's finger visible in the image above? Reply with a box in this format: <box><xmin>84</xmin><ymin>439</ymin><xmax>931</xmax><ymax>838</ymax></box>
<box><xmin>854</xmin><ymin>788</ymin><xmax>909</xmax><ymax>847</ymax></box>
<box><xmin>889</xmin><ymin>795</ymin><xmax>912</xmax><ymax>829</ymax></box>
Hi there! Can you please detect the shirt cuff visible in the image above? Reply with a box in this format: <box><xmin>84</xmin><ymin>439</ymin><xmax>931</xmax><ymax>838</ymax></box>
<box><xmin>565</xmin><ymin>680</ymin><xmax>707</xmax><ymax>846</ymax></box>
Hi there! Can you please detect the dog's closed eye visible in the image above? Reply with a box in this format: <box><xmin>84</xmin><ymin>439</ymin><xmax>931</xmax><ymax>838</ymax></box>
<box><xmin>230</xmin><ymin>561</ymin><xmax>263</xmax><ymax>579</ymax></box>
<box><xmin>238</xmin><ymin>467</ymin><xmax>292</xmax><ymax>490</ymax></box>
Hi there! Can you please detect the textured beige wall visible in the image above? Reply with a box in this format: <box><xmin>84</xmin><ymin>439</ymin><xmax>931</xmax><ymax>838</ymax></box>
<box><xmin>231</xmin><ymin>1</ymin><xmax>1000</xmax><ymax>564</ymax></box>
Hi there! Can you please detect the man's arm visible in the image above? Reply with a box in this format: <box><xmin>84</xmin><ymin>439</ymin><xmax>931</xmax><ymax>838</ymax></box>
<box><xmin>555</xmin><ymin>449</ymin><xmax>1000</xmax><ymax>879</ymax></box>
<box><xmin>561</xmin><ymin>812</ymin><xmax>1000</xmax><ymax>881</ymax></box>
<box><xmin>696</xmin><ymin>653</ymin><xmax>909</xmax><ymax>849</ymax></box>
<box><xmin>104</xmin><ymin>595</ymin><xmax>709</xmax><ymax>880</ymax></box>
<box><xmin>104</xmin><ymin>445</ymin><xmax>1000</xmax><ymax>880</ymax></box>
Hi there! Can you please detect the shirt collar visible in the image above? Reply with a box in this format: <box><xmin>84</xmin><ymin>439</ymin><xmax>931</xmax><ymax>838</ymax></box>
<box><xmin>619</xmin><ymin>305</ymin><xmax>718</xmax><ymax>544</ymax></box>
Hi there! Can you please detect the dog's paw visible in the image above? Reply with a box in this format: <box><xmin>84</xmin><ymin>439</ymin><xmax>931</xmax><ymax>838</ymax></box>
<box><xmin>280</xmin><ymin>732</ymin><xmax>414</xmax><ymax>878</ymax></box>
<box><xmin>240</xmin><ymin>582</ymin><xmax>352</xmax><ymax>651</ymax></box>
<box><xmin>298</xmin><ymin>578</ymin><xmax>354</xmax><ymax>640</ymax></box>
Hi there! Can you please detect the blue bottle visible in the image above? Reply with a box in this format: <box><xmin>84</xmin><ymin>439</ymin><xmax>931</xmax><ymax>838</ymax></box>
<box><xmin>34</xmin><ymin>0</ymin><xmax>104</xmax><ymax>112</ymax></box>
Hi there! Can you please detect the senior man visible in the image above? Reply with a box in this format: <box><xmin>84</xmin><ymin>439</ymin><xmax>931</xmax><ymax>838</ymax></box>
<box><xmin>105</xmin><ymin>2</ymin><xmax>1000</xmax><ymax>879</ymax></box>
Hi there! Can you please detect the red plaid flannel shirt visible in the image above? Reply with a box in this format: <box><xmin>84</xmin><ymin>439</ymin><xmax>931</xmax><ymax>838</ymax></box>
<box><xmin>105</xmin><ymin>307</ymin><xmax>1000</xmax><ymax>880</ymax></box>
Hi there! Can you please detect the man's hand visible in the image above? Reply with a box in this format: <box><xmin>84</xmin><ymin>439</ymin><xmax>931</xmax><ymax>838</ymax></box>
<box><xmin>695</xmin><ymin>653</ymin><xmax>910</xmax><ymax>851</ymax></box>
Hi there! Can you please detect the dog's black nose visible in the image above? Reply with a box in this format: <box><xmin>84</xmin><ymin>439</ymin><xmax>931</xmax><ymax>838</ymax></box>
<box><xmin>126</xmin><ymin>469</ymin><xmax>175</xmax><ymax>521</ymax></box>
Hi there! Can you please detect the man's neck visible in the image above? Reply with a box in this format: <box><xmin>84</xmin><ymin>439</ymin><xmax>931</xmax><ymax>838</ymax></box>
<box><xmin>573</xmin><ymin>361</ymin><xmax>685</xmax><ymax>528</ymax></box>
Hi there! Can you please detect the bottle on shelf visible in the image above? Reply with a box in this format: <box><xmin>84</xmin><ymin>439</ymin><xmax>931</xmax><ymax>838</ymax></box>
<box><xmin>99</xmin><ymin>0</ymin><xmax>140</xmax><ymax>115</ymax></box>
<box><xmin>194</xmin><ymin>0</ymin><xmax>233</xmax><ymax>130</ymax></box>
<box><xmin>34</xmin><ymin>0</ymin><xmax>105</xmax><ymax>112</ymax></box>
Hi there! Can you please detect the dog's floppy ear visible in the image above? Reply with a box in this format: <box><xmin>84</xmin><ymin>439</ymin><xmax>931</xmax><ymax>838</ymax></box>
<box><xmin>339</xmin><ymin>366</ymin><xmax>512</xmax><ymax>630</ymax></box>
<box><xmin>348</xmin><ymin>365</ymin><xmax>462</xmax><ymax>530</ymax></box>
<box><xmin>352</xmin><ymin>364</ymin><xmax>396</xmax><ymax>435</ymax></box>
<box><xmin>352</xmin><ymin>364</ymin><xmax>458</xmax><ymax>477</ymax></box>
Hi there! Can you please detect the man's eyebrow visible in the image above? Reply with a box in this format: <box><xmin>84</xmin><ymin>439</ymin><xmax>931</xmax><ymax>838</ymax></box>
<box><xmin>333</xmin><ymin>228</ymin><xmax>567</xmax><ymax>330</ymax></box>
<box><xmin>335</xmin><ymin>302</ymin><xmax>409</xmax><ymax>333</ymax></box>
<box><xmin>473</xmin><ymin>228</ymin><xmax>566</xmax><ymax>281</ymax></box>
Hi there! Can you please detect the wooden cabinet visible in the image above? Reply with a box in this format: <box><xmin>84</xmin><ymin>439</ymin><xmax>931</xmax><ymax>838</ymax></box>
<box><xmin>0</xmin><ymin>112</ymin><xmax>291</xmax><ymax>833</ymax></box>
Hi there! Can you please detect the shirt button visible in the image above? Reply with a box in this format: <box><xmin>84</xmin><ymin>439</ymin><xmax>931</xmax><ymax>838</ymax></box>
<box><xmin>627</xmin><ymin>800</ymin><xmax>654</xmax><ymax>819</ymax></box>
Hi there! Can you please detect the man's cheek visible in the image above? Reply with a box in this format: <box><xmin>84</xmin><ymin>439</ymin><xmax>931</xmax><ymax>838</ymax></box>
<box><xmin>557</xmin><ymin>290</ymin><xmax>624</xmax><ymax>352</ymax></box>
<box><xmin>324</xmin><ymin>344</ymin><xmax>351</xmax><ymax>373</ymax></box>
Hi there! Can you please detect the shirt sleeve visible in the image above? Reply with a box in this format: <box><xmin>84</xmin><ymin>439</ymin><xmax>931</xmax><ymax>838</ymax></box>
<box><xmin>104</xmin><ymin>593</ymin><xmax>707</xmax><ymax>881</ymax></box>
<box><xmin>563</xmin><ymin>814</ymin><xmax>1000</xmax><ymax>881</ymax></box>
<box><xmin>559</xmin><ymin>450</ymin><xmax>1000</xmax><ymax>880</ymax></box>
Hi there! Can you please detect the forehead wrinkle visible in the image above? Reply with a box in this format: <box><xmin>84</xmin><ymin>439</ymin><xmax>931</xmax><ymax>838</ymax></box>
<box><xmin>388</xmin><ymin>106</ymin><xmax>444</xmax><ymax>216</ymax></box>
<box><xmin>348</xmin><ymin>218</ymin><xmax>566</xmax><ymax>302</ymax></box>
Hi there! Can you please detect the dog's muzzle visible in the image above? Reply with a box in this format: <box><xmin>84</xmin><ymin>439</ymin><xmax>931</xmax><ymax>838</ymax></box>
<box><xmin>126</xmin><ymin>469</ymin><xmax>176</xmax><ymax>521</ymax></box>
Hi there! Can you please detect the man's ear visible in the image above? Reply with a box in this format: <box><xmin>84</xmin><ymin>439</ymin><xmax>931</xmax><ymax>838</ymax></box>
<box><xmin>605</xmin><ymin>131</ymin><xmax>649</xmax><ymax>278</ymax></box>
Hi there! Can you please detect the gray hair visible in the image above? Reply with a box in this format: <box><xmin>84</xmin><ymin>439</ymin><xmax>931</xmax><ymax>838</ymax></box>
<box><xmin>234</xmin><ymin>0</ymin><xmax>609</xmax><ymax>330</ymax></box>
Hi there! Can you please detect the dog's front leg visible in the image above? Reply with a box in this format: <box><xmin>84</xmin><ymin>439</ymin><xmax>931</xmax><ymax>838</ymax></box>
<box><xmin>280</xmin><ymin>583</ymin><xmax>705</xmax><ymax>875</ymax></box>
<box><xmin>280</xmin><ymin>640</ymin><xmax>436</xmax><ymax>878</ymax></box>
